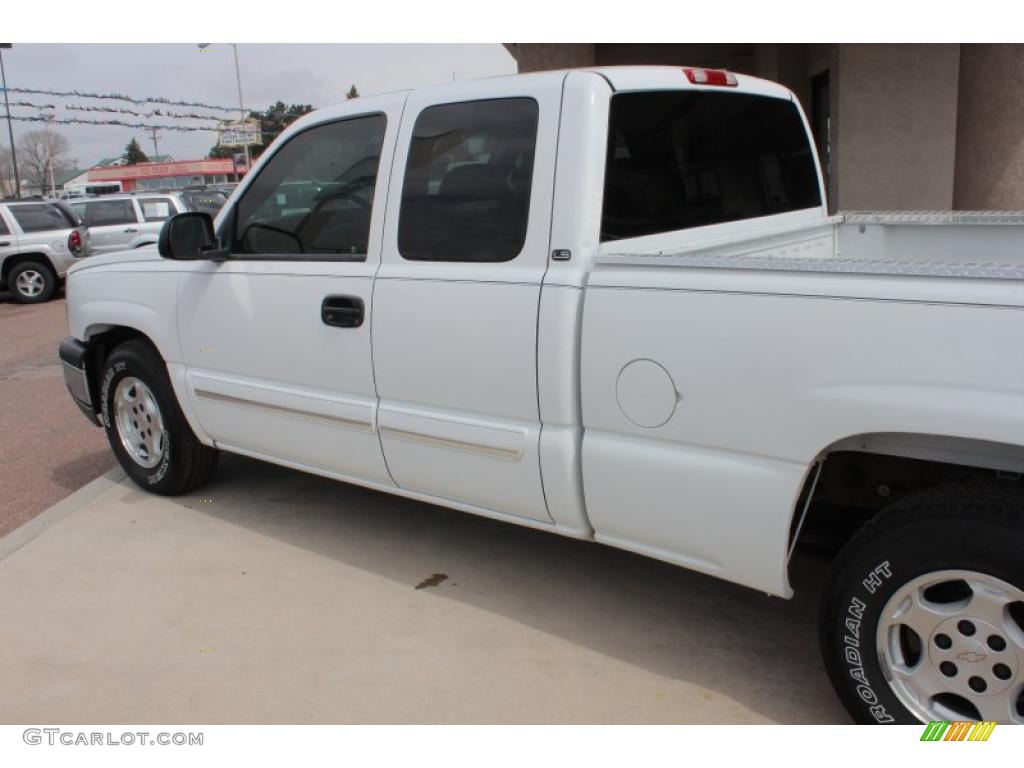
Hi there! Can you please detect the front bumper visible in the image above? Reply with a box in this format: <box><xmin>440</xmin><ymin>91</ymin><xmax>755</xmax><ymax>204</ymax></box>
<box><xmin>58</xmin><ymin>337</ymin><xmax>100</xmax><ymax>426</ymax></box>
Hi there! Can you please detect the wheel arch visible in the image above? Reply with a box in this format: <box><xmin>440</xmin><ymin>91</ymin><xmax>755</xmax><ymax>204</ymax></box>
<box><xmin>78</xmin><ymin>325</ymin><xmax>161</xmax><ymax>416</ymax></box>
<box><xmin>1</xmin><ymin>252</ymin><xmax>58</xmax><ymax>285</ymax></box>
<box><xmin>79</xmin><ymin>323</ymin><xmax>212</xmax><ymax>447</ymax></box>
<box><xmin>788</xmin><ymin>431</ymin><xmax>1024</xmax><ymax>569</ymax></box>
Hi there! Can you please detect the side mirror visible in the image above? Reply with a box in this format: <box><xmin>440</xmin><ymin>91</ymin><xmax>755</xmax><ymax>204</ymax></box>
<box><xmin>158</xmin><ymin>212</ymin><xmax>224</xmax><ymax>260</ymax></box>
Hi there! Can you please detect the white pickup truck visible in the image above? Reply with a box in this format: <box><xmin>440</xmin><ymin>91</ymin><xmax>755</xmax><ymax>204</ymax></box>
<box><xmin>59</xmin><ymin>66</ymin><xmax>1024</xmax><ymax>726</ymax></box>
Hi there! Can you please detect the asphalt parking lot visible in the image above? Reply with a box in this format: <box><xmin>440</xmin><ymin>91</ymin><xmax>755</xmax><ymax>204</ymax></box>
<box><xmin>0</xmin><ymin>449</ymin><xmax>850</xmax><ymax>724</ymax></box>
<box><xmin>0</xmin><ymin>294</ymin><xmax>115</xmax><ymax>536</ymax></box>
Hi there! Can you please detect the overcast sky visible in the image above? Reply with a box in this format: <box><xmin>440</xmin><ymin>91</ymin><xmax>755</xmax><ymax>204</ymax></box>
<box><xmin>1</xmin><ymin>44</ymin><xmax>516</xmax><ymax>169</ymax></box>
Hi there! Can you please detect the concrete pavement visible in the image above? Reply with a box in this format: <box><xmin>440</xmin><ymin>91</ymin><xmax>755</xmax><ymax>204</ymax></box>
<box><xmin>0</xmin><ymin>453</ymin><xmax>850</xmax><ymax>724</ymax></box>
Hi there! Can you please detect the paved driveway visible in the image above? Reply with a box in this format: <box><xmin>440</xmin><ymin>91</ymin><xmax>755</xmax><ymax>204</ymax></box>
<box><xmin>0</xmin><ymin>294</ymin><xmax>115</xmax><ymax>536</ymax></box>
<box><xmin>0</xmin><ymin>453</ymin><xmax>849</xmax><ymax>724</ymax></box>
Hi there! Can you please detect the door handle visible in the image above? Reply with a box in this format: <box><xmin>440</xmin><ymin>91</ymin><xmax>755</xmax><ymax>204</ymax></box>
<box><xmin>0</xmin><ymin>241</ymin><xmax>10</xmax><ymax>247</ymax></box>
<box><xmin>124</xmin><ymin>227</ymin><xmax>139</xmax><ymax>233</ymax></box>
<box><xmin>321</xmin><ymin>295</ymin><xmax>364</xmax><ymax>328</ymax></box>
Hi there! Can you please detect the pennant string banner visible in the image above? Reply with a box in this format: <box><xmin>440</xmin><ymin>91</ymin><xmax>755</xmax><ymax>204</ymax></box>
<box><xmin>64</xmin><ymin>104</ymin><xmax>235</xmax><ymax>122</ymax></box>
<box><xmin>1</xmin><ymin>86</ymin><xmax>251</xmax><ymax>113</ymax></box>
<box><xmin>7</xmin><ymin>114</ymin><xmax>221</xmax><ymax>133</ymax></box>
<box><xmin>8</xmin><ymin>100</ymin><xmax>231</xmax><ymax>122</ymax></box>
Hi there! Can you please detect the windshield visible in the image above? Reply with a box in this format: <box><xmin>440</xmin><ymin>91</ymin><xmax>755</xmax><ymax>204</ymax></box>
<box><xmin>601</xmin><ymin>91</ymin><xmax>822</xmax><ymax>241</ymax></box>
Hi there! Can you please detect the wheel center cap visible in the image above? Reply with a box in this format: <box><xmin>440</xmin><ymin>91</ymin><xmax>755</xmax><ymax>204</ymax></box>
<box><xmin>928</xmin><ymin>616</ymin><xmax>1017</xmax><ymax>698</ymax></box>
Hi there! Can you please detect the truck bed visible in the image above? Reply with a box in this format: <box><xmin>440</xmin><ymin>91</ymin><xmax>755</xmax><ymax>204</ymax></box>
<box><xmin>597</xmin><ymin>210</ymin><xmax>1024</xmax><ymax>281</ymax></box>
<box><xmin>580</xmin><ymin>211</ymin><xmax>1024</xmax><ymax>596</ymax></box>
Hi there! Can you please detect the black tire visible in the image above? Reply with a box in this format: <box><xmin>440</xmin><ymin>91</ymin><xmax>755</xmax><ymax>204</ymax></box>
<box><xmin>100</xmin><ymin>339</ymin><xmax>219</xmax><ymax>495</ymax></box>
<box><xmin>7</xmin><ymin>260</ymin><xmax>57</xmax><ymax>303</ymax></box>
<box><xmin>819</xmin><ymin>483</ymin><xmax>1024</xmax><ymax>724</ymax></box>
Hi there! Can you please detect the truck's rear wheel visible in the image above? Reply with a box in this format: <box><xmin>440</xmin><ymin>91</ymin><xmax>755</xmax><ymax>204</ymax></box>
<box><xmin>819</xmin><ymin>484</ymin><xmax>1024</xmax><ymax>724</ymax></box>
<box><xmin>100</xmin><ymin>339</ymin><xmax>219</xmax><ymax>495</ymax></box>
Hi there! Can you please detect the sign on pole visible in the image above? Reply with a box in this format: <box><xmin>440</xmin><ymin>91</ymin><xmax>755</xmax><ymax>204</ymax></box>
<box><xmin>218</xmin><ymin>119</ymin><xmax>262</xmax><ymax>148</ymax></box>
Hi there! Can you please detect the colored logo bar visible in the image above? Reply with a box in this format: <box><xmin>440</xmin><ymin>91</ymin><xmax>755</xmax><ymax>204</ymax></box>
<box><xmin>921</xmin><ymin>721</ymin><xmax>996</xmax><ymax>741</ymax></box>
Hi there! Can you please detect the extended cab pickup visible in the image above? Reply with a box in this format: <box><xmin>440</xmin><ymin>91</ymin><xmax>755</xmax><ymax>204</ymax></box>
<box><xmin>59</xmin><ymin>67</ymin><xmax>1024</xmax><ymax>726</ymax></box>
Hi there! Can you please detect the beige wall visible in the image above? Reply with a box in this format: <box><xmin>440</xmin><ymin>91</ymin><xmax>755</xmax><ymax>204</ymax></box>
<box><xmin>834</xmin><ymin>44</ymin><xmax>960</xmax><ymax>210</ymax></box>
<box><xmin>503</xmin><ymin>44</ymin><xmax>594</xmax><ymax>72</ymax></box>
<box><xmin>953</xmin><ymin>44</ymin><xmax>1024</xmax><ymax>209</ymax></box>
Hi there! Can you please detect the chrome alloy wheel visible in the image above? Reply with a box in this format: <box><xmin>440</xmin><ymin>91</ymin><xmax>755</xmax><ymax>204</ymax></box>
<box><xmin>113</xmin><ymin>376</ymin><xmax>166</xmax><ymax>469</ymax></box>
<box><xmin>15</xmin><ymin>269</ymin><xmax>45</xmax><ymax>298</ymax></box>
<box><xmin>877</xmin><ymin>569</ymin><xmax>1024</xmax><ymax>723</ymax></box>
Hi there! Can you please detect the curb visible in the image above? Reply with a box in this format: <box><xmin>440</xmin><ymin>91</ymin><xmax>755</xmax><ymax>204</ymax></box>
<box><xmin>0</xmin><ymin>467</ymin><xmax>127</xmax><ymax>563</ymax></box>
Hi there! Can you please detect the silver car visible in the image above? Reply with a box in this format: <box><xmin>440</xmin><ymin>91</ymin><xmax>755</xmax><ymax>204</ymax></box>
<box><xmin>71</xmin><ymin>193</ymin><xmax>191</xmax><ymax>254</ymax></box>
<box><xmin>0</xmin><ymin>198</ymin><xmax>91</xmax><ymax>303</ymax></box>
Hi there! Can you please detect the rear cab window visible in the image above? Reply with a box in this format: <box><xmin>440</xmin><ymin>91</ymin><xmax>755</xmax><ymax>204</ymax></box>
<box><xmin>397</xmin><ymin>98</ymin><xmax>538</xmax><ymax>263</ymax></box>
<box><xmin>8</xmin><ymin>203</ymin><xmax>76</xmax><ymax>233</ymax></box>
<box><xmin>601</xmin><ymin>90</ymin><xmax>822</xmax><ymax>242</ymax></box>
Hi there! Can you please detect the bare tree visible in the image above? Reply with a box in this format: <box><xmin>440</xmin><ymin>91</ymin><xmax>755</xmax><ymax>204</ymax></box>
<box><xmin>0</xmin><ymin>144</ymin><xmax>15</xmax><ymax>197</ymax></box>
<box><xmin>16</xmin><ymin>129</ymin><xmax>70</xmax><ymax>195</ymax></box>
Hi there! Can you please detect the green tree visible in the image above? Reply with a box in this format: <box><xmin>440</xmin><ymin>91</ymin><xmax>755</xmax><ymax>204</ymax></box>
<box><xmin>346</xmin><ymin>85</ymin><xmax>360</xmax><ymax>100</ymax></box>
<box><xmin>207</xmin><ymin>144</ymin><xmax>235</xmax><ymax>160</ymax></box>
<box><xmin>122</xmin><ymin>138</ymin><xmax>149</xmax><ymax>165</ymax></box>
<box><xmin>207</xmin><ymin>101</ymin><xmax>314</xmax><ymax>161</ymax></box>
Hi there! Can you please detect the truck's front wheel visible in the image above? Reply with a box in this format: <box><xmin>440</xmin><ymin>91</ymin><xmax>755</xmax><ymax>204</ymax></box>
<box><xmin>100</xmin><ymin>339</ymin><xmax>219</xmax><ymax>495</ymax></box>
<box><xmin>819</xmin><ymin>484</ymin><xmax>1024</xmax><ymax>724</ymax></box>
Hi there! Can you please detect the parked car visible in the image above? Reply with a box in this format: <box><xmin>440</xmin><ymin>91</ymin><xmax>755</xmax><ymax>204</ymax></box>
<box><xmin>71</xmin><ymin>192</ymin><xmax>192</xmax><ymax>254</ymax></box>
<box><xmin>60</xmin><ymin>67</ymin><xmax>1024</xmax><ymax>725</ymax></box>
<box><xmin>179</xmin><ymin>188</ymin><xmax>229</xmax><ymax>216</ymax></box>
<box><xmin>71</xmin><ymin>192</ymin><xmax>232</xmax><ymax>255</ymax></box>
<box><xmin>0</xmin><ymin>198</ymin><xmax>90</xmax><ymax>303</ymax></box>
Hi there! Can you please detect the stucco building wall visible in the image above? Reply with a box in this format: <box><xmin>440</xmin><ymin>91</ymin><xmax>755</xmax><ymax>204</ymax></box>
<box><xmin>953</xmin><ymin>44</ymin><xmax>1024</xmax><ymax>209</ymax></box>
<box><xmin>506</xmin><ymin>43</ymin><xmax>1024</xmax><ymax>211</ymax></box>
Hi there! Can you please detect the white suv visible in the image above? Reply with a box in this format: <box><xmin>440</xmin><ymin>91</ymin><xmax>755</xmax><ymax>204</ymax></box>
<box><xmin>71</xmin><ymin>193</ymin><xmax>190</xmax><ymax>254</ymax></box>
<box><xmin>0</xmin><ymin>198</ymin><xmax>91</xmax><ymax>303</ymax></box>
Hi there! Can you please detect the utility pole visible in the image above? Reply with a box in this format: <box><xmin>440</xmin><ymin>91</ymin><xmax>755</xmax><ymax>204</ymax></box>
<box><xmin>0</xmin><ymin>43</ymin><xmax>21</xmax><ymax>198</ymax></box>
<box><xmin>147</xmin><ymin>127</ymin><xmax>161</xmax><ymax>159</ymax></box>
<box><xmin>47</xmin><ymin>152</ymin><xmax>55</xmax><ymax>197</ymax></box>
<box><xmin>43</xmin><ymin>113</ymin><xmax>56</xmax><ymax>197</ymax></box>
<box><xmin>198</xmin><ymin>43</ymin><xmax>251</xmax><ymax>174</ymax></box>
<box><xmin>230</xmin><ymin>44</ymin><xmax>251</xmax><ymax>173</ymax></box>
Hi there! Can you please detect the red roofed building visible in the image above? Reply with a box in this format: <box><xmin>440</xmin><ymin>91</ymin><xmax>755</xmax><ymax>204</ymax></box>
<box><xmin>82</xmin><ymin>157</ymin><xmax>248</xmax><ymax>193</ymax></box>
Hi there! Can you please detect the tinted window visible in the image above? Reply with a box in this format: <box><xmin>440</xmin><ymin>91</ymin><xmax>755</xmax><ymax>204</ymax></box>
<box><xmin>9</xmin><ymin>203</ymin><xmax>75</xmax><ymax>233</ymax></box>
<box><xmin>398</xmin><ymin>98</ymin><xmax>538</xmax><ymax>262</ymax></box>
<box><xmin>0</xmin><ymin>215</ymin><xmax>9</xmax><ymax>236</ymax></box>
<box><xmin>601</xmin><ymin>91</ymin><xmax>822</xmax><ymax>241</ymax></box>
<box><xmin>234</xmin><ymin>115</ymin><xmax>386</xmax><ymax>259</ymax></box>
<box><xmin>137</xmin><ymin>197</ymin><xmax>178</xmax><ymax>222</ymax></box>
<box><xmin>88</xmin><ymin>200</ymin><xmax>137</xmax><ymax>226</ymax></box>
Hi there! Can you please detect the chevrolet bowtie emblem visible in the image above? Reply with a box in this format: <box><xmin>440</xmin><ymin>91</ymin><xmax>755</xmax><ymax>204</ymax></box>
<box><xmin>956</xmin><ymin>651</ymin><xmax>987</xmax><ymax>663</ymax></box>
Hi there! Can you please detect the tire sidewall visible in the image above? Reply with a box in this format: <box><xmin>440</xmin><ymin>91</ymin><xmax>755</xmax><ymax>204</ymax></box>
<box><xmin>823</xmin><ymin>515</ymin><xmax>1024</xmax><ymax>724</ymax></box>
<box><xmin>8</xmin><ymin>261</ymin><xmax>56</xmax><ymax>304</ymax></box>
<box><xmin>100</xmin><ymin>344</ymin><xmax>178</xmax><ymax>492</ymax></box>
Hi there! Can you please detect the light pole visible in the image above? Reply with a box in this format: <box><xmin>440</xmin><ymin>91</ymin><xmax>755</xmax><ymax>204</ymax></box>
<box><xmin>198</xmin><ymin>43</ymin><xmax>251</xmax><ymax>174</ymax></box>
<box><xmin>0</xmin><ymin>43</ymin><xmax>21</xmax><ymax>198</ymax></box>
